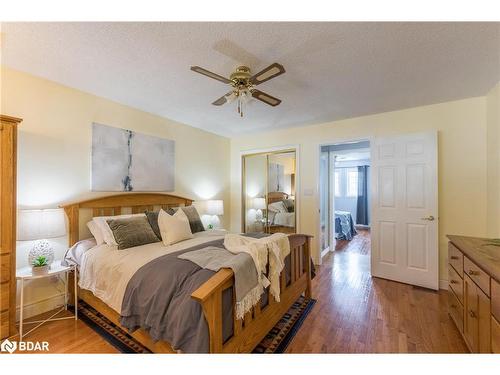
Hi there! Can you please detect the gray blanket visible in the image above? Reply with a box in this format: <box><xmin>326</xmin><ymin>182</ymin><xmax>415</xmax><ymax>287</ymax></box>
<box><xmin>120</xmin><ymin>239</ymin><xmax>226</xmax><ymax>353</ymax></box>
<box><xmin>178</xmin><ymin>247</ymin><xmax>259</xmax><ymax>308</ymax></box>
<box><xmin>119</xmin><ymin>233</ymin><xmax>311</xmax><ymax>353</ymax></box>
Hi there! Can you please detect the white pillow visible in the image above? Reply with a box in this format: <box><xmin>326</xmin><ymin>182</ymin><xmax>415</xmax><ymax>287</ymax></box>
<box><xmin>62</xmin><ymin>238</ymin><xmax>98</xmax><ymax>267</ymax></box>
<box><xmin>158</xmin><ymin>208</ymin><xmax>193</xmax><ymax>246</ymax></box>
<box><xmin>87</xmin><ymin>220</ymin><xmax>105</xmax><ymax>245</ymax></box>
<box><xmin>93</xmin><ymin>213</ymin><xmax>145</xmax><ymax>246</ymax></box>
<box><xmin>268</xmin><ymin>201</ymin><xmax>287</xmax><ymax>213</ymax></box>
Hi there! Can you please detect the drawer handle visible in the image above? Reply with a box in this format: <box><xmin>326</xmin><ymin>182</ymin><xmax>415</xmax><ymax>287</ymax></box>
<box><xmin>468</xmin><ymin>310</ymin><xmax>476</xmax><ymax>318</ymax></box>
<box><xmin>450</xmin><ymin>256</ymin><xmax>459</xmax><ymax>260</ymax></box>
<box><xmin>450</xmin><ymin>280</ymin><xmax>458</xmax><ymax>284</ymax></box>
<box><xmin>450</xmin><ymin>304</ymin><xmax>457</xmax><ymax>309</ymax></box>
<box><xmin>468</xmin><ymin>269</ymin><xmax>479</xmax><ymax>276</ymax></box>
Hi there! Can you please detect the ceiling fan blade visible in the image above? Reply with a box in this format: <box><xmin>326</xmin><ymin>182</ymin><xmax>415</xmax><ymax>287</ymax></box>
<box><xmin>249</xmin><ymin>63</ymin><xmax>285</xmax><ymax>85</ymax></box>
<box><xmin>251</xmin><ymin>89</ymin><xmax>282</xmax><ymax>107</ymax></box>
<box><xmin>190</xmin><ymin>66</ymin><xmax>232</xmax><ymax>84</ymax></box>
<box><xmin>212</xmin><ymin>91</ymin><xmax>234</xmax><ymax>106</ymax></box>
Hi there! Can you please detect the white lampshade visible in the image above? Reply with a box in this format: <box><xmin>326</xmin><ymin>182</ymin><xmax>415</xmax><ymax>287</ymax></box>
<box><xmin>17</xmin><ymin>208</ymin><xmax>66</xmax><ymax>241</ymax></box>
<box><xmin>206</xmin><ymin>200</ymin><xmax>224</xmax><ymax>216</ymax></box>
<box><xmin>253</xmin><ymin>197</ymin><xmax>266</xmax><ymax>210</ymax></box>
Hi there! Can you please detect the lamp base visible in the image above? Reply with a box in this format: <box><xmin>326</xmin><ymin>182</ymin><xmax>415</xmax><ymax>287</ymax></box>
<box><xmin>28</xmin><ymin>239</ymin><xmax>55</xmax><ymax>267</ymax></box>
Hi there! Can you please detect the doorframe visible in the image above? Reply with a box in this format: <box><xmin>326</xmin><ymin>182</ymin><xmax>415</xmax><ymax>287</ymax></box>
<box><xmin>240</xmin><ymin>144</ymin><xmax>301</xmax><ymax>234</ymax></box>
<box><xmin>317</xmin><ymin>137</ymin><xmax>373</xmax><ymax>262</ymax></box>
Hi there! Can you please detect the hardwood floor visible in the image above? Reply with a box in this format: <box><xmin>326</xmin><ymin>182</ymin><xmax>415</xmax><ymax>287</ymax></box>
<box><xmin>13</xmin><ymin>229</ymin><xmax>467</xmax><ymax>353</ymax></box>
<box><xmin>286</xmin><ymin>229</ymin><xmax>467</xmax><ymax>353</ymax></box>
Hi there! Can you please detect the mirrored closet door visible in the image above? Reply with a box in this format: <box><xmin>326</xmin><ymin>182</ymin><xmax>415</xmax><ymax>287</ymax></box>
<box><xmin>242</xmin><ymin>150</ymin><xmax>296</xmax><ymax>234</ymax></box>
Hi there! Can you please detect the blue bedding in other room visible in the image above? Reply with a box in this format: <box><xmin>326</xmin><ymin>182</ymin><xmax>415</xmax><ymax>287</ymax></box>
<box><xmin>335</xmin><ymin>211</ymin><xmax>357</xmax><ymax>240</ymax></box>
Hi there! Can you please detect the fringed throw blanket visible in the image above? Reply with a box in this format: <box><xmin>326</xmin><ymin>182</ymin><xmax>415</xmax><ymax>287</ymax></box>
<box><xmin>178</xmin><ymin>247</ymin><xmax>260</xmax><ymax>320</ymax></box>
<box><xmin>179</xmin><ymin>233</ymin><xmax>290</xmax><ymax>320</ymax></box>
<box><xmin>224</xmin><ymin>233</ymin><xmax>290</xmax><ymax>306</ymax></box>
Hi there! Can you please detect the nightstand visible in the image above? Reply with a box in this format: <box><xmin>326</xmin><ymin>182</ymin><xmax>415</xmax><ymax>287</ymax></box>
<box><xmin>16</xmin><ymin>262</ymin><xmax>77</xmax><ymax>340</ymax></box>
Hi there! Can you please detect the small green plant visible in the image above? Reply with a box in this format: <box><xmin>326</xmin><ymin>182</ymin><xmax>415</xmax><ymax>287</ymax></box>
<box><xmin>32</xmin><ymin>255</ymin><xmax>48</xmax><ymax>267</ymax></box>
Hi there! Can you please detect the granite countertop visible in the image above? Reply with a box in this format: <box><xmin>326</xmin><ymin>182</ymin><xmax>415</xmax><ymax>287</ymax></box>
<box><xmin>447</xmin><ymin>235</ymin><xmax>500</xmax><ymax>283</ymax></box>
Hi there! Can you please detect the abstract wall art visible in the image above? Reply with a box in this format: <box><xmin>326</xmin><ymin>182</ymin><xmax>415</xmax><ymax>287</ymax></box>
<box><xmin>91</xmin><ymin>123</ymin><xmax>175</xmax><ymax>192</ymax></box>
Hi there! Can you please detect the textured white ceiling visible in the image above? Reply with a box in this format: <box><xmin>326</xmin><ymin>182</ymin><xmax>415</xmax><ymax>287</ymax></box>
<box><xmin>1</xmin><ymin>22</ymin><xmax>499</xmax><ymax>137</ymax></box>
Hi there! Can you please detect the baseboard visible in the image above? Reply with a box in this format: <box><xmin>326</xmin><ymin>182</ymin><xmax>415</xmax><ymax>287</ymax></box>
<box><xmin>439</xmin><ymin>279</ymin><xmax>448</xmax><ymax>290</ymax></box>
<box><xmin>15</xmin><ymin>292</ymin><xmax>66</xmax><ymax>321</ymax></box>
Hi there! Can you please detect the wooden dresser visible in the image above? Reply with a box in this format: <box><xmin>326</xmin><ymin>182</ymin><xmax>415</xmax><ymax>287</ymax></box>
<box><xmin>447</xmin><ymin>235</ymin><xmax>500</xmax><ymax>353</ymax></box>
<box><xmin>0</xmin><ymin>115</ymin><xmax>21</xmax><ymax>340</ymax></box>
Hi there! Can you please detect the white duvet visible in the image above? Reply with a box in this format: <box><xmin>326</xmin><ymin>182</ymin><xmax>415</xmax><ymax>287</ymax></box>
<box><xmin>78</xmin><ymin>230</ymin><xmax>226</xmax><ymax>313</ymax></box>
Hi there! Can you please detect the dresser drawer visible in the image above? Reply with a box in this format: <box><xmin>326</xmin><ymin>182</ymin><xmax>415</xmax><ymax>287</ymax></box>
<box><xmin>493</xmin><ymin>278</ymin><xmax>500</xmax><ymax>322</ymax></box>
<box><xmin>449</xmin><ymin>264</ymin><xmax>464</xmax><ymax>304</ymax></box>
<box><xmin>448</xmin><ymin>289</ymin><xmax>463</xmax><ymax>333</ymax></box>
<box><xmin>492</xmin><ymin>315</ymin><xmax>500</xmax><ymax>354</ymax></box>
<box><xmin>448</xmin><ymin>242</ymin><xmax>463</xmax><ymax>274</ymax></box>
<box><xmin>0</xmin><ymin>282</ymin><xmax>9</xmax><ymax>312</ymax></box>
<box><xmin>464</xmin><ymin>257</ymin><xmax>490</xmax><ymax>296</ymax></box>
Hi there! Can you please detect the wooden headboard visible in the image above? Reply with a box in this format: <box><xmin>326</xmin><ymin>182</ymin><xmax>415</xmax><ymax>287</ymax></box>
<box><xmin>267</xmin><ymin>191</ymin><xmax>289</xmax><ymax>204</ymax></box>
<box><xmin>60</xmin><ymin>193</ymin><xmax>193</xmax><ymax>246</ymax></box>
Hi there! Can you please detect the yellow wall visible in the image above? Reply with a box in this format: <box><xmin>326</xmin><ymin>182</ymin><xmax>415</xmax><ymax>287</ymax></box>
<box><xmin>1</xmin><ymin>67</ymin><xmax>231</xmax><ymax>318</ymax></box>
<box><xmin>486</xmin><ymin>83</ymin><xmax>500</xmax><ymax>237</ymax></box>
<box><xmin>231</xmin><ymin>97</ymin><xmax>489</xmax><ymax>286</ymax></box>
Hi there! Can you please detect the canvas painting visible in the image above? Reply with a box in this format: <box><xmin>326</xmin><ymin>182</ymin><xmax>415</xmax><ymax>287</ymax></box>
<box><xmin>91</xmin><ymin>123</ymin><xmax>175</xmax><ymax>191</ymax></box>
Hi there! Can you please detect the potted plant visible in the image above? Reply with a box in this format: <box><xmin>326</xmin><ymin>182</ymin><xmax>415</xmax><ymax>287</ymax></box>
<box><xmin>32</xmin><ymin>255</ymin><xmax>50</xmax><ymax>275</ymax></box>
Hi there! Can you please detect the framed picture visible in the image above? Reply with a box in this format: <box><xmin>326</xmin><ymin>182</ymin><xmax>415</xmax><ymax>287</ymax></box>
<box><xmin>91</xmin><ymin>123</ymin><xmax>175</xmax><ymax>192</ymax></box>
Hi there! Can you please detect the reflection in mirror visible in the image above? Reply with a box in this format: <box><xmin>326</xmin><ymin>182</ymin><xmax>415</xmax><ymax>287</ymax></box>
<box><xmin>267</xmin><ymin>152</ymin><xmax>296</xmax><ymax>234</ymax></box>
<box><xmin>243</xmin><ymin>154</ymin><xmax>267</xmax><ymax>233</ymax></box>
<box><xmin>242</xmin><ymin>150</ymin><xmax>296</xmax><ymax>234</ymax></box>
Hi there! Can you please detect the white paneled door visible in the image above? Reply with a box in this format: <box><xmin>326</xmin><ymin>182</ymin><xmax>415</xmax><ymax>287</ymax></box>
<box><xmin>371</xmin><ymin>131</ymin><xmax>438</xmax><ymax>290</ymax></box>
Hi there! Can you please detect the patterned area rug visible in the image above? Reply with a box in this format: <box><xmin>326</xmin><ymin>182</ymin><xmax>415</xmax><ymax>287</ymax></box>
<box><xmin>75</xmin><ymin>296</ymin><xmax>315</xmax><ymax>354</ymax></box>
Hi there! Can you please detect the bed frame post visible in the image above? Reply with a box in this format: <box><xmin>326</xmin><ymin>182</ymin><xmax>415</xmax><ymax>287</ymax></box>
<box><xmin>191</xmin><ymin>268</ymin><xmax>233</xmax><ymax>353</ymax></box>
<box><xmin>64</xmin><ymin>204</ymin><xmax>79</xmax><ymax>247</ymax></box>
<box><xmin>304</xmin><ymin>236</ymin><xmax>312</xmax><ymax>298</ymax></box>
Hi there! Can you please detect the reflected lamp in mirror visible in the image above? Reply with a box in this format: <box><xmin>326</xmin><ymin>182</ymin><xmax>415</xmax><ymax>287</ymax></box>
<box><xmin>253</xmin><ymin>197</ymin><xmax>266</xmax><ymax>221</ymax></box>
<box><xmin>205</xmin><ymin>200</ymin><xmax>224</xmax><ymax>229</ymax></box>
<box><xmin>17</xmin><ymin>208</ymin><xmax>66</xmax><ymax>268</ymax></box>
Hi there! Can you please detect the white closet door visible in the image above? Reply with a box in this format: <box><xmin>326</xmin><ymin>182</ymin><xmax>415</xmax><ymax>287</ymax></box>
<box><xmin>371</xmin><ymin>131</ymin><xmax>439</xmax><ymax>290</ymax></box>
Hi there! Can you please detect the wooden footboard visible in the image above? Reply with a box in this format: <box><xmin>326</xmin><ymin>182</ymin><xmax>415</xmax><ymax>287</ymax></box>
<box><xmin>191</xmin><ymin>234</ymin><xmax>312</xmax><ymax>353</ymax></box>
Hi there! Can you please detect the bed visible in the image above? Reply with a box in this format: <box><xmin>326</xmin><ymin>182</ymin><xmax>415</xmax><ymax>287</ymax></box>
<box><xmin>334</xmin><ymin>210</ymin><xmax>357</xmax><ymax>240</ymax></box>
<box><xmin>267</xmin><ymin>192</ymin><xmax>295</xmax><ymax>234</ymax></box>
<box><xmin>61</xmin><ymin>193</ymin><xmax>312</xmax><ymax>353</ymax></box>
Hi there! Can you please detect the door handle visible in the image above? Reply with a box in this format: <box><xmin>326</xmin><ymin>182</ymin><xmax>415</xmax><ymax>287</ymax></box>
<box><xmin>420</xmin><ymin>215</ymin><xmax>435</xmax><ymax>221</ymax></box>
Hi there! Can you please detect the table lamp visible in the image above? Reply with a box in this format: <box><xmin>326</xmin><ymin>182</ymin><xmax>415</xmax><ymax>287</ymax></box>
<box><xmin>205</xmin><ymin>200</ymin><xmax>224</xmax><ymax>229</ymax></box>
<box><xmin>17</xmin><ymin>208</ymin><xmax>66</xmax><ymax>267</ymax></box>
<box><xmin>253</xmin><ymin>197</ymin><xmax>266</xmax><ymax>221</ymax></box>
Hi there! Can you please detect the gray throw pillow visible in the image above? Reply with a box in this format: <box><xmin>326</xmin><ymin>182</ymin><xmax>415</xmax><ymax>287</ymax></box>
<box><xmin>107</xmin><ymin>216</ymin><xmax>159</xmax><ymax>250</ymax></box>
<box><xmin>170</xmin><ymin>206</ymin><xmax>205</xmax><ymax>233</ymax></box>
<box><xmin>283</xmin><ymin>199</ymin><xmax>295</xmax><ymax>213</ymax></box>
<box><xmin>145</xmin><ymin>211</ymin><xmax>161</xmax><ymax>240</ymax></box>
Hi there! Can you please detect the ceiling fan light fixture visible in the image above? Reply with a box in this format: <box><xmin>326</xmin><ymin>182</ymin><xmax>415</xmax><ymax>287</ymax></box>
<box><xmin>190</xmin><ymin>63</ymin><xmax>285</xmax><ymax>117</ymax></box>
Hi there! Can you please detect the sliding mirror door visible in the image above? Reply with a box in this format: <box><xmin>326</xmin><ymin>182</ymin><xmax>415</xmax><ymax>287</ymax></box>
<box><xmin>242</xmin><ymin>150</ymin><xmax>296</xmax><ymax>234</ymax></box>
<box><xmin>267</xmin><ymin>152</ymin><xmax>296</xmax><ymax>234</ymax></box>
<box><xmin>242</xmin><ymin>153</ymin><xmax>268</xmax><ymax>233</ymax></box>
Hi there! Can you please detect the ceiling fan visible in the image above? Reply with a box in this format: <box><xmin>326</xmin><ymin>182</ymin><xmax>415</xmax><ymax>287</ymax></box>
<box><xmin>190</xmin><ymin>63</ymin><xmax>285</xmax><ymax>117</ymax></box>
